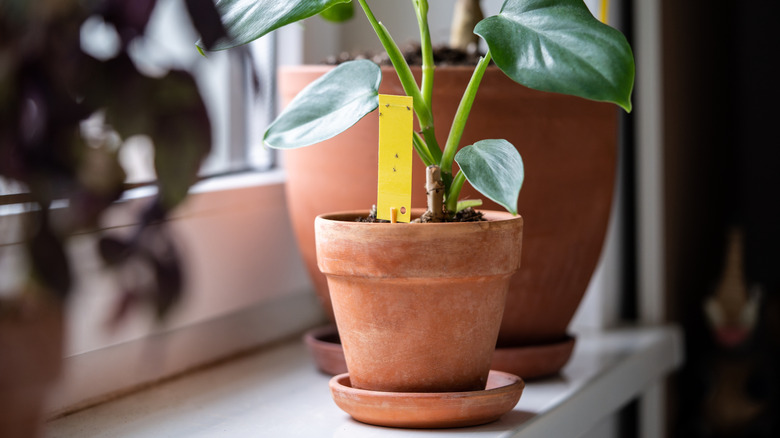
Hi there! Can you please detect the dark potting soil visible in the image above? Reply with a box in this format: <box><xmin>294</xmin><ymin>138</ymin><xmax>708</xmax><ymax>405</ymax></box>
<box><xmin>356</xmin><ymin>206</ymin><xmax>485</xmax><ymax>223</ymax></box>
<box><xmin>323</xmin><ymin>43</ymin><xmax>485</xmax><ymax>67</ymax></box>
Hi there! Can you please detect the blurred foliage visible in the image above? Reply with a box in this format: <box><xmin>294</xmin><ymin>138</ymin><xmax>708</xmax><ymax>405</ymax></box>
<box><xmin>0</xmin><ymin>0</ymin><xmax>226</xmax><ymax>320</ymax></box>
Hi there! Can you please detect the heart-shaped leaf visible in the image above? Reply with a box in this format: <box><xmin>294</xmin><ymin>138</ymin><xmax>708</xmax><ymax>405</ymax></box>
<box><xmin>264</xmin><ymin>60</ymin><xmax>381</xmax><ymax>149</ymax></box>
<box><xmin>475</xmin><ymin>0</ymin><xmax>634</xmax><ymax>112</ymax></box>
<box><xmin>455</xmin><ymin>139</ymin><xmax>524</xmax><ymax>215</ymax></box>
<box><xmin>207</xmin><ymin>0</ymin><xmax>351</xmax><ymax>50</ymax></box>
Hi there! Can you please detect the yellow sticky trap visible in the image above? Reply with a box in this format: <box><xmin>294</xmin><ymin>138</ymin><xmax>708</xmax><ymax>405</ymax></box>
<box><xmin>377</xmin><ymin>94</ymin><xmax>413</xmax><ymax>223</ymax></box>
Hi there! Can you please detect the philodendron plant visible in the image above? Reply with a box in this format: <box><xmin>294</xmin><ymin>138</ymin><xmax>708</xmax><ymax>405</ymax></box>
<box><xmin>206</xmin><ymin>0</ymin><xmax>634</xmax><ymax>218</ymax></box>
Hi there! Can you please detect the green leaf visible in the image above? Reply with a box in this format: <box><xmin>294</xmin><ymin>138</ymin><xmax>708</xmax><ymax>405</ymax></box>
<box><xmin>475</xmin><ymin>0</ymin><xmax>634</xmax><ymax>112</ymax></box>
<box><xmin>456</xmin><ymin>199</ymin><xmax>483</xmax><ymax>213</ymax></box>
<box><xmin>455</xmin><ymin>139</ymin><xmax>524</xmax><ymax>215</ymax></box>
<box><xmin>264</xmin><ymin>60</ymin><xmax>381</xmax><ymax>149</ymax></box>
<box><xmin>320</xmin><ymin>1</ymin><xmax>354</xmax><ymax>22</ymax></box>
<box><xmin>150</xmin><ymin>70</ymin><xmax>212</xmax><ymax>210</ymax></box>
<box><xmin>207</xmin><ymin>0</ymin><xmax>351</xmax><ymax>50</ymax></box>
<box><xmin>86</xmin><ymin>56</ymin><xmax>209</xmax><ymax>212</ymax></box>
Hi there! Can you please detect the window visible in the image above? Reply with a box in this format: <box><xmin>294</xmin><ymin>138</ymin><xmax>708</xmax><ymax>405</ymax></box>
<box><xmin>82</xmin><ymin>0</ymin><xmax>277</xmax><ymax>181</ymax></box>
<box><xmin>1</xmin><ymin>0</ymin><xmax>276</xmax><ymax>201</ymax></box>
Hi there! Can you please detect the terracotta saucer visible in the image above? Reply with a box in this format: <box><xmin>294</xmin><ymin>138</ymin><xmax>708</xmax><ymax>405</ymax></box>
<box><xmin>329</xmin><ymin>370</ymin><xmax>524</xmax><ymax>429</ymax></box>
<box><xmin>491</xmin><ymin>336</ymin><xmax>576</xmax><ymax>380</ymax></box>
<box><xmin>303</xmin><ymin>324</ymin><xmax>348</xmax><ymax>376</ymax></box>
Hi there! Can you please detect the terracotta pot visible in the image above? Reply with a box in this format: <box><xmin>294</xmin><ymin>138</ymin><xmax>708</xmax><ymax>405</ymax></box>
<box><xmin>315</xmin><ymin>210</ymin><xmax>523</xmax><ymax>393</ymax></box>
<box><xmin>0</xmin><ymin>300</ymin><xmax>63</xmax><ymax>438</ymax></box>
<box><xmin>282</xmin><ymin>65</ymin><xmax>617</xmax><ymax>369</ymax></box>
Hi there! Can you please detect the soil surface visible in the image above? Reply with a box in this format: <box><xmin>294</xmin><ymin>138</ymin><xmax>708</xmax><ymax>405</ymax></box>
<box><xmin>323</xmin><ymin>43</ymin><xmax>485</xmax><ymax>67</ymax></box>
<box><xmin>357</xmin><ymin>206</ymin><xmax>485</xmax><ymax>223</ymax></box>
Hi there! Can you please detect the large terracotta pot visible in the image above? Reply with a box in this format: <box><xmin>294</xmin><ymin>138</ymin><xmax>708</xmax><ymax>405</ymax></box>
<box><xmin>0</xmin><ymin>300</ymin><xmax>63</xmax><ymax>438</ymax></box>
<box><xmin>315</xmin><ymin>210</ymin><xmax>523</xmax><ymax>393</ymax></box>
<box><xmin>282</xmin><ymin>65</ymin><xmax>617</xmax><ymax>370</ymax></box>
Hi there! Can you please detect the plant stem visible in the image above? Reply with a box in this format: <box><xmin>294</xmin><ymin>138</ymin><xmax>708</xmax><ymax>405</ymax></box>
<box><xmin>421</xmin><ymin>127</ymin><xmax>441</xmax><ymax>164</ymax></box>
<box><xmin>440</xmin><ymin>50</ymin><xmax>492</xmax><ymax>175</ymax></box>
<box><xmin>356</xmin><ymin>0</ymin><xmax>441</xmax><ymax>165</ymax></box>
<box><xmin>412</xmin><ymin>0</ymin><xmax>435</xmax><ymax>107</ymax></box>
<box><xmin>425</xmin><ymin>165</ymin><xmax>445</xmax><ymax>222</ymax></box>
<box><xmin>410</xmin><ymin>0</ymin><xmax>441</xmax><ymax>165</ymax></box>
<box><xmin>413</xmin><ymin>131</ymin><xmax>436</xmax><ymax>166</ymax></box>
<box><xmin>445</xmin><ymin>170</ymin><xmax>467</xmax><ymax>214</ymax></box>
<box><xmin>450</xmin><ymin>0</ymin><xmax>484</xmax><ymax>51</ymax></box>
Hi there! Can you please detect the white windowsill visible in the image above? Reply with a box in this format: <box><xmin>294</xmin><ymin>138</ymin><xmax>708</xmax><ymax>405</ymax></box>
<box><xmin>43</xmin><ymin>169</ymin><xmax>324</xmax><ymax>416</ymax></box>
<box><xmin>46</xmin><ymin>325</ymin><xmax>683</xmax><ymax>438</ymax></box>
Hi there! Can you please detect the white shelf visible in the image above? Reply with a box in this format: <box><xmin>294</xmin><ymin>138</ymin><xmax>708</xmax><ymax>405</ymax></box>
<box><xmin>46</xmin><ymin>326</ymin><xmax>683</xmax><ymax>438</ymax></box>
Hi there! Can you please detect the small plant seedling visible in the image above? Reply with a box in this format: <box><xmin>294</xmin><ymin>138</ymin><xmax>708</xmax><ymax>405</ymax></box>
<box><xmin>203</xmin><ymin>0</ymin><xmax>634</xmax><ymax>219</ymax></box>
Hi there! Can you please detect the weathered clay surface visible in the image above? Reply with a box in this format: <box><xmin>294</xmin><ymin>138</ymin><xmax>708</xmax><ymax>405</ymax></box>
<box><xmin>316</xmin><ymin>210</ymin><xmax>522</xmax><ymax>393</ymax></box>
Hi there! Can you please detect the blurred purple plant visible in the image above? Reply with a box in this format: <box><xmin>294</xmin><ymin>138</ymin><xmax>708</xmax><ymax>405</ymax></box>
<box><xmin>0</xmin><ymin>0</ymin><xmax>226</xmax><ymax>319</ymax></box>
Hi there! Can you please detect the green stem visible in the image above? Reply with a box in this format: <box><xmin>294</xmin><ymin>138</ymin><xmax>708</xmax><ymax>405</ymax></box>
<box><xmin>357</xmin><ymin>0</ymin><xmax>442</xmax><ymax>163</ymax></box>
<box><xmin>445</xmin><ymin>170</ymin><xmax>467</xmax><ymax>214</ymax></box>
<box><xmin>440</xmin><ymin>50</ymin><xmax>492</xmax><ymax>175</ymax></box>
<box><xmin>413</xmin><ymin>0</ymin><xmax>435</xmax><ymax>106</ymax></box>
<box><xmin>356</xmin><ymin>1</ymin><xmax>428</xmax><ymax>127</ymax></box>
<box><xmin>421</xmin><ymin>127</ymin><xmax>441</xmax><ymax>163</ymax></box>
<box><xmin>412</xmin><ymin>0</ymin><xmax>440</xmax><ymax>164</ymax></box>
<box><xmin>413</xmin><ymin>131</ymin><xmax>436</xmax><ymax>166</ymax></box>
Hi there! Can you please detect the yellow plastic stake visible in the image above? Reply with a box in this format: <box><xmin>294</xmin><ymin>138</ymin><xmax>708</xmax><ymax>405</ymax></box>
<box><xmin>377</xmin><ymin>94</ymin><xmax>413</xmax><ymax>223</ymax></box>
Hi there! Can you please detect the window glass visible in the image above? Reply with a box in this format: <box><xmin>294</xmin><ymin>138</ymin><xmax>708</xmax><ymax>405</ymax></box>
<box><xmin>1</xmin><ymin>0</ymin><xmax>274</xmax><ymax>200</ymax></box>
<box><xmin>119</xmin><ymin>0</ymin><xmax>275</xmax><ymax>180</ymax></box>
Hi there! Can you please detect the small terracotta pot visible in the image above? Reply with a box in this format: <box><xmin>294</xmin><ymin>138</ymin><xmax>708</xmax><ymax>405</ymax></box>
<box><xmin>315</xmin><ymin>210</ymin><xmax>523</xmax><ymax>393</ymax></box>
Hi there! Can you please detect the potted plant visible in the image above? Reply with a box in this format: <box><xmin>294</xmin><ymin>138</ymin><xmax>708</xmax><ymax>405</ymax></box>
<box><xmin>205</xmin><ymin>0</ymin><xmax>631</xmax><ymax>426</ymax></box>
<box><xmin>0</xmin><ymin>1</ymin><xmax>224</xmax><ymax>435</ymax></box>
<box><xmin>206</xmin><ymin>0</ymin><xmax>634</xmax><ymax>392</ymax></box>
<box><xmin>209</xmin><ymin>0</ymin><xmax>633</xmax><ymax>380</ymax></box>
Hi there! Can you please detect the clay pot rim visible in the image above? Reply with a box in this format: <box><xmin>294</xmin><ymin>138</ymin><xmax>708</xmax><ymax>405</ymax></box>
<box><xmin>316</xmin><ymin>208</ymin><xmax>523</xmax><ymax>278</ymax></box>
<box><xmin>330</xmin><ymin>370</ymin><xmax>524</xmax><ymax>398</ymax></box>
<box><xmin>316</xmin><ymin>209</ymin><xmax>522</xmax><ymax>227</ymax></box>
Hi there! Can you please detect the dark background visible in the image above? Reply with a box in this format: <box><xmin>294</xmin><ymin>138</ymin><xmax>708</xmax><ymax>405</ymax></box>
<box><xmin>651</xmin><ymin>0</ymin><xmax>779</xmax><ymax>436</ymax></box>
